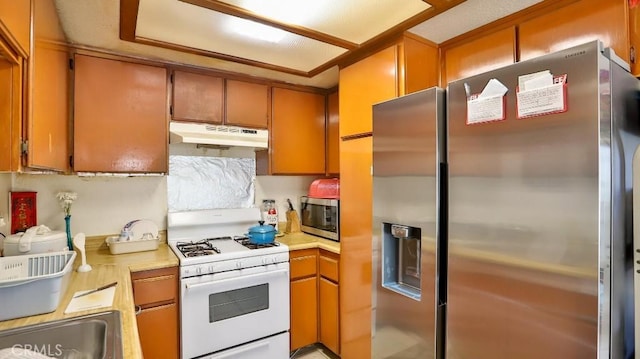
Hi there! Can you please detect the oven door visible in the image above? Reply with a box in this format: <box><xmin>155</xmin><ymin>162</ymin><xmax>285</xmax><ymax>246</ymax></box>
<box><xmin>180</xmin><ymin>262</ymin><xmax>290</xmax><ymax>359</ymax></box>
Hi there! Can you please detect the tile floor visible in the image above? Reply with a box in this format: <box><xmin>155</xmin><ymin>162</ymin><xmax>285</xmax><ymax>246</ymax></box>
<box><xmin>290</xmin><ymin>344</ymin><xmax>340</xmax><ymax>359</ymax></box>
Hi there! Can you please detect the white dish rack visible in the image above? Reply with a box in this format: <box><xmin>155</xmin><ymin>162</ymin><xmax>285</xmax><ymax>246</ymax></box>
<box><xmin>0</xmin><ymin>251</ymin><xmax>76</xmax><ymax>321</ymax></box>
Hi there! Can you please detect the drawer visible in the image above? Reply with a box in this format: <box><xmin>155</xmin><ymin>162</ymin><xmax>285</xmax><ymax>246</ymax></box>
<box><xmin>319</xmin><ymin>251</ymin><xmax>339</xmax><ymax>283</ymax></box>
<box><xmin>290</xmin><ymin>249</ymin><xmax>317</xmax><ymax>280</ymax></box>
<box><xmin>131</xmin><ymin>267</ymin><xmax>178</xmax><ymax>307</ymax></box>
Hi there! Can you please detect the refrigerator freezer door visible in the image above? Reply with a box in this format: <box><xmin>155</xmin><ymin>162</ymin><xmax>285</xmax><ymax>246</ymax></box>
<box><xmin>372</xmin><ymin>87</ymin><xmax>445</xmax><ymax>359</ymax></box>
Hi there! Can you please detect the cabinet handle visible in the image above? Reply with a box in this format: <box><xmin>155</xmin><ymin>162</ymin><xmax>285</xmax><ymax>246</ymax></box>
<box><xmin>135</xmin><ymin>305</ymin><xmax>142</xmax><ymax>315</ymax></box>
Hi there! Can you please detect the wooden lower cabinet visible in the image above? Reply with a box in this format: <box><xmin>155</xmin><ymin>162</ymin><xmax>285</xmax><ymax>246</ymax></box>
<box><xmin>290</xmin><ymin>248</ymin><xmax>340</xmax><ymax>355</ymax></box>
<box><xmin>319</xmin><ymin>249</ymin><xmax>340</xmax><ymax>355</ymax></box>
<box><xmin>136</xmin><ymin>303</ymin><xmax>179</xmax><ymax>359</ymax></box>
<box><xmin>131</xmin><ymin>266</ymin><xmax>179</xmax><ymax>359</ymax></box>
<box><xmin>319</xmin><ymin>278</ymin><xmax>339</xmax><ymax>354</ymax></box>
<box><xmin>290</xmin><ymin>249</ymin><xmax>319</xmax><ymax>351</ymax></box>
<box><xmin>291</xmin><ymin>276</ymin><xmax>318</xmax><ymax>350</ymax></box>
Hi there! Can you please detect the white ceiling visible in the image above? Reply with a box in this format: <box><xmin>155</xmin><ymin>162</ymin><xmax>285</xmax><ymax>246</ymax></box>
<box><xmin>54</xmin><ymin>0</ymin><xmax>543</xmax><ymax>89</ymax></box>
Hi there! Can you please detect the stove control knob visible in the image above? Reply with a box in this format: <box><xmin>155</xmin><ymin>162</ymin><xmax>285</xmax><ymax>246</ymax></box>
<box><xmin>196</xmin><ymin>267</ymin><xmax>202</xmax><ymax>275</ymax></box>
<box><xmin>208</xmin><ymin>265</ymin><xmax>215</xmax><ymax>273</ymax></box>
<box><xmin>236</xmin><ymin>262</ymin><xmax>242</xmax><ymax>269</ymax></box>
<box><xmin>272</xmin><ymin>257</ymin><xmax>278</xmax><ymax>263</ymax></box>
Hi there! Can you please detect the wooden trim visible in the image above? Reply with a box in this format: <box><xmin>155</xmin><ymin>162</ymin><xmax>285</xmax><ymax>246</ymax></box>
<box><xmin>69</xmin><ymin>44</ymin><xmax>329</xmax><ymax>93</ymax></box>
<box><xmin>134</xmin><ymin>36</ymin><xmax>310</xmax><ymax>77</ymax></box>
<box><xmin>341</xmin><ymin>132</ymin><xmax>372</xmax><ymax>141</ymax></box>
<box><xmin>440</xmin><ymin>0</ymin><xmax>581</xmax><ymax>49</ymax></box>
<box><xmin>333</xmin><ymin>1</ymin><xmax>462</xmax><ymax>71</ymax></box>
<box><xmin>0</xmin><ymin>21</ymin><xmax>28</xmax><ymax>59</ymax></box>
<box><xmin>403</xmin><ymin>31</ymin><xmax>438</xmax><ymax>48</ymax></box>
<box><xmin>119</xmin><ymin>0</ymin><xmax>140</xmax><ymax>41</ymax></box>
<box><xmin>118</xmin><ymin>0</ymin><xmax>461</xmax><ymax>81</ymax></box>
<box><xmin>180</xmin><ymin>0</ymin><xmax>358</xmax><ymax>50</ymax></box>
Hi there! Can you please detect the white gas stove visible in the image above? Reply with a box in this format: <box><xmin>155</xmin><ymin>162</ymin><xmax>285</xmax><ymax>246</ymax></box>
<box><xmin>167</xmin><ymin>208</ymin><xmax>290</xmax><ymax>359</ymax></box>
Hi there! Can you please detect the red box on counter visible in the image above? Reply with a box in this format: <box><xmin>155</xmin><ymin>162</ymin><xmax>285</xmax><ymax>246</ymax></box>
<box><xmin>308</xmin><ymin>178</ymin><xmax>339</xmax><ymax>199</ymax></box>
<box><xmin>10</xmin><ymin>191</ymin><xmax>37</xmax><ymax>234</ymax></box>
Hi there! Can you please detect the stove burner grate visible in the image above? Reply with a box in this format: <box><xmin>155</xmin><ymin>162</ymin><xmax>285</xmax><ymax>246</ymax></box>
<box><xmin>176</xmin><ymin>239</ymin><xmax>221</xmax><ymax>257</ymax></box>
<box><xmin>233</xmin><ymin>237</ymin><xmax>280</xmax><ymax>250</ymax></box>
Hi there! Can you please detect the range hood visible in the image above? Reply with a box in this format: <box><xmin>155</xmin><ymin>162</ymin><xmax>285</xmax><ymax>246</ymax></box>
<box><xmin>169</xmin><ymin>122</ymin><xmax>268</xmax><ymax>149</ymax></box>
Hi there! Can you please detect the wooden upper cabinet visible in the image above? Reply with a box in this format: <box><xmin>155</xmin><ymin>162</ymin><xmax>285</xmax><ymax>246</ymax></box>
<box><xmin>0</xmin><ymin>50</ymin><xmax>22</xmax><ymax>172</ymax></box>
<box><xmin>271</xmin><ymin>87</ymin><xmax>326</xmax><ymax>174</ymax></box>
<box><xmin>28</xmin><ymin>43</ymin><xmax>69</xmax><ymax>171</ymax></box>
<box><xmin>172</xmin><ymin>70</ymin><xmax>223</xmax><ymax>124</ymax></box>
<box><xmin>326</xmin><ymin>90</ymin><xmax>339</xmax><ymax>175</ymax></box>
<box><xmin>629</xmin><ymin>1</ymin><xmax>640</xmax><ymax>77</ymax></box>
<box><xmin>26</xmin><ymin>0</ymin><xmax>69</xmax><ymax>172</ymax></box>
<box><xmin>226</xmin><ymin>79</ymin><xmax>269</xmax><ymax>129</ymax></box>
<box><xmin>73</xmin><ymin>55</ymin><xmax>168</xmax><ymax>173</ymax></box>
<box><xmin>631</xmin><ymin>0</ymin><xmax>639</xmax><ymax>76</ymax></box>
<box><xmin>519</xmin><ymin>0</ymin><xmax>629</xmax><ymax>65</ymax></box>
<box><xmin>442</xmin><ymin>26</ymin><xmax>516</xmax><ymax>85</ymax></box>
<box><xmin>339</xmin><ymin>34</ymin><xmax>436</xmax><ymax>139</ymax></box>
<box><xmin>402</xmin><ymin>33</ymin><xmax>439</xmax><ymax>94</ymax></box>
<box><xmin>0</xmin><ymin>0</ymin><xmax>31</xmax><ymax>56</ymax></box>
<box><xmin>339</xmin><ymin>45</ymin><xmax>398</xmax><ymax>138</ymax></box>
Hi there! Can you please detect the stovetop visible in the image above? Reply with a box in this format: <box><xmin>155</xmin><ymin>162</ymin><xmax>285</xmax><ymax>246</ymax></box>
<box><xmin>175</xmin><ymin>236</ymin><xmax>281</xmax><ymax>257</ymax></box>
<box><xmin>167</xmin><ymin>208</ymin><xmax>289</xmax><ymax>274</ymax></box>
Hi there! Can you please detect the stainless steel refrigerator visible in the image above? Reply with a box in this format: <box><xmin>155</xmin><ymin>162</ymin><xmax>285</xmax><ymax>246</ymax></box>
<box><xmin>372</xmin><ymin>87</ymin><xmax>447</xmax><ymax>359</ymax></box>
<box><xmin>447</xmin><ymin>41</ymin><xmax>639</xmax><ymax>359</ymax></box>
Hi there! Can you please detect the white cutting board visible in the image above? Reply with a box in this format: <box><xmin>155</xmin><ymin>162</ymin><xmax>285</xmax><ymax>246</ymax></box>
<box><xmin>64</xmin><ymin>287</ymin><xmax>116</xmax><ymax>314</ymax></box>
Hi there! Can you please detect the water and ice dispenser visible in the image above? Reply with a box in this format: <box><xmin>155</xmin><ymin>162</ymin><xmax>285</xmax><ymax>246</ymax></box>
<box><xmin>381</xmin><ymin>223</ymin><xmax>421</xmax><ymax>300</ymax></box>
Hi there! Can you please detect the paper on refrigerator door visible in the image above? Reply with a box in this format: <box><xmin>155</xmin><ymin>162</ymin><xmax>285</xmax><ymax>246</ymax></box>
<box><xmin>466</xmin><ymin>78</ymin><xmax>508</xmax><ymax>125</ymax></box>
<box><xmin>516</xmin><ymin>71</ymin><xmax>567</xmax><ymax>119</ymax></box>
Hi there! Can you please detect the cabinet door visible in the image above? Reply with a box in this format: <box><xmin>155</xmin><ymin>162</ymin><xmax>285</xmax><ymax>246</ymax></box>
<box><xmin>172</xmin><ymin>70</ymin><xmax>223</xmax><ymax>124</ymax></box>
<box><xmin>339</xmin><ymin>136</ymin><xmax>372</xmax><ymax>358</ymax></box>
<box><xmin>319</xmin><ymin>277</ymin><xmax>340</xmax><ymax>355</ymax></box>
<box><xmin>137</xmin><ymin>303</ymin><xmax>179</xmax><ymax>359</ymax></box>
<box><xmin>0</xmin><ymin>44</ymin><xmax>22</xmax><ymax>172</ymax></box>
<box><xmin>519</xmin><ymin>0</ymin><xmax>629</xmax><ymax>63</ymax></box>
<box><xmin>290</xmin><ymin>276</ymin><xmax>318</xmax><ymax>351</ymax></box>
<box><xmin>442</xmin><ymin>26</ymin><xmax>515</xmax><ymax>85</ymax></box>
<box><xmin>403</xmin><ymin>34</ymin><xmax>439</xmax><ymax>94</ymax></box>
<box><xmin>132</xmin><ymin>274</ymin><xmax>178</xmax><ymax>308</ymax></box>
<box><xmin>631</xmin><ymin>0</ymin><xmax>639</xmax><ymax>76</ymax></box>
<box><xmin>28</xmin><ymin>44</ymin><xmax>69</xmax><ymax>171</ymax></box>
<box><xmin>326</xmin><ymin>90</ymin><xmax>339</xmax><ymax>175</ymax></box>
<box><xmin>271</xmin><ymin>88</ymin><xmax>325</xmax><ymax>174</ymax></box>
<box><xmin>339</xmin><ymin>45</ymin><xmax>398</xmax><ymax>137</ymax></box>
<box><xmin>74</xmin><ymin>55</ymin><xmax>168</xmax><ymax>173</ymax></box>
<box><xmin>226</xmin><ymin>79</ymin><xmax>269</xmax><ymax>128</ymax></box>
<box><xmin>0</xmin><ymin>0</ymin><xmax>30</xmax><ymax>56</ymax></box>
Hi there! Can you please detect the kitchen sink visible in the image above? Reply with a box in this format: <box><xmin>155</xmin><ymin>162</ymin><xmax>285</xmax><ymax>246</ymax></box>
<box><xmin>0</xmin><ymin>310</ymin><xmax>122</xmax><ymax>359</ymax></box>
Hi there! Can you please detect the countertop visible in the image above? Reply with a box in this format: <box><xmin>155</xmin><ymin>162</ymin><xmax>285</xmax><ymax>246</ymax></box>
<box><xmin>0</xmin><ymin>230</ymin><xmax>338</xmax><ymax>357</ymax></box>
<box><xmin>277</xmin><ymin>231</ymin><xmax>340</xmax><ymax>254</ymax></box>
<box><xmin>0</xmin><ymin>234</ymin><xmax>179</xmax><ymax>358</ymax></box>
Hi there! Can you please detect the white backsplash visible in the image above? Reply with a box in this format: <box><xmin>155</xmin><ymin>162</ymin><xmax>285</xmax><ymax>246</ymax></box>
<box><xmin>0</xmin><ymin>171</ymin><xmax>319</xmax><ymax>237</ymax></box>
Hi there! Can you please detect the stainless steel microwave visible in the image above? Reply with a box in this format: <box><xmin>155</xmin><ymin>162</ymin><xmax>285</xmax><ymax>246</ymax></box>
<box><xmin>300</xmin><ymin>196</ymin><xmax>339</xmax><ymax>241</ymax></box>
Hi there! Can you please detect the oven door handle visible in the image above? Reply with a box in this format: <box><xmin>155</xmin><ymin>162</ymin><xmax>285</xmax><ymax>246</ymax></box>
<box><xmin>184</xmin><ymin>268</ymin><xmax>289</xmax><ymax>291</ymax></box>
